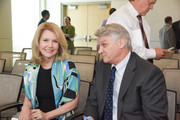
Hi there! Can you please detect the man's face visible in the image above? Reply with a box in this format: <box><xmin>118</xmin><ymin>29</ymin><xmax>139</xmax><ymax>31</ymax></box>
<box><xmin>97</xmin><ymin>36</ymin><xmax>120</xmax><ymax>64</ymax></box>
<box><xmin>138</xmin><ymin>0</ymin><xmax>157</xmax><ymax>16</ymax></box>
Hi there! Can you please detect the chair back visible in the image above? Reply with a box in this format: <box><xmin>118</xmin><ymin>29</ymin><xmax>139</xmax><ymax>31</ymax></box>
<box><xmin>76</xmin><ymin>81</ymin><xmax>90</xmax><ymax>113</ymax></box>
<box><xmin>163</xmin><ymin>69</ymin><xmax>180</xmax><ymax>105</ymax></box>
<box><xmin>73</xmin><ymin>47</ymin><xmax>92</xmax><ymax>55</ymax></box>
<box><xmin>0</xmin><ymin>59</ymin><xmax>6</xmax><ymax>73</ymax></box>
<box><xmin>74</xmin><ymin>62</ymin><xmax>95</xmax><ymax>113</ymax></box>
<box><xmin>167</xmin><ymin>90</ymin><xmax>177</xmax><ymax>120</ymax></box>
<box><xmin>75</xmin><ymin>62</ymin><xmax>95</xmax><ymax>83</ymax></box>
<box><xmin>0</xmin><ymin>74</ymin><xmax>23</xmax><ymax>106</ymax></box>
<box><xmin>11</xmin><ymin>60</ymin><xmax>31</xmax><ymax>76</ymax></box>
<box><xmin>172</xmin><ymin>54</ymin><xmax>180</xmax><ymax>68</ymax></box>
<box><xmin>77</xmin><ymin>50</ymin><xmax>99</xmax><ymax>61</ymax></box>
<box><xmin>70</xmin><ymin>55</ymin><xmax>96</xmax><ymax>64</ymax></box>
<box><xmin>164</xmin><ymin>52</ymin><xmax>173</xmax><ymax>59</ymax></box>
<box><xmin>22</xmin><ymin>48</ymin><xmax>32</xmax><ymax>60</ymax></box>
<box><xmin>0</xmin><ymin>52</ymin><xmax>26</xmax><ymax>72</ymax></box>
<box><xmin>154</xmin><ymin>59</ymin><xmax>178</xmax><ymax>70</ymax></box>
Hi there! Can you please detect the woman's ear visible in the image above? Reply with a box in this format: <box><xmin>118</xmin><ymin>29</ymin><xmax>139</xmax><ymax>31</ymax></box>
<box><xmin>117</xmin><ymin>38</ymin><xmax>126</xmax><ymax>48</ymax></box>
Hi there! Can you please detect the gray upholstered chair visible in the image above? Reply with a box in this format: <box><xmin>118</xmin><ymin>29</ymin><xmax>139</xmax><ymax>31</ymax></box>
<box><xmin>154</xmin><ymin>58</ymin><xmax>179</xmax><ymax>70</ymax></box>
<box><xmin>163</xmin><ymin>68</ymin><xmax>180</xmax><ymax>112</ymax></box>
<box><xmin>11</xmin><ymin>60</ymin><xmax>31</xmax><ymax>76</ymax></box>
<box><xmin>73</xmin><ymin>46</ymin><xmax>92</xmax><ymax>55</ymax></box>
<box><xmin>0</xmin><ymin>74</ymin><xmax>23</xmax><ymax>119</ymax></box>
<box><xmin>0</xmin><ymin>52</ymin><xmax>26</xmax><ymax>72</ymax></box>
<box><xmin>70</xmin><ymin>55</ymin><xmax>96</xmax><ymax>64</ymax></box>
<box><xmin>172</xmin><ymin>53</ymin><xmax>180</xmax><ymax>68</ymax></box>
<box><xmin>77</xmin><ymin>50</ymin><xmax>99</xmax><ymax>61</ymax></box>
<box><xmin>0</xmin><ymin>59</ymin><xmax>6</xmax><ymax>73</ymax></box>
<box><xmin>22</xmin><ymin>48</ymin><xmax>32</xmax><ymax>60</ymax></box>
<box><xmin>66</xmin><ymin>62</ymin><xmax>95</xmax><ymax>120</ymax></box>
<box><xmin>167</xmin><ymin>90</ymin><xmax>177</xmax><ymax>120</ymax></box>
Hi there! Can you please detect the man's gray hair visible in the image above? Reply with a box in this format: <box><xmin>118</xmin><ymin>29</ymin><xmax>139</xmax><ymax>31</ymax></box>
<box><xmin>95</xmin><ymin>23</ymin><xmax>132</xmax><ymax>51</ymax></box>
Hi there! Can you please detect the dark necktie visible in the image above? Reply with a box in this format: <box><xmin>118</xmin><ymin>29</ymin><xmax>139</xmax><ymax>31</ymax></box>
<box><xmin>104</xmin><ymin>66</ymin><xmax>116</xmax><ymax>120</ymax></box>
<box><xmin>137</xmin><ymin>15</ymin><xmax>153</xmax><ymax>63</ymax></box>
<box><xmin>137</xmin><ymin>15</ymin><xmax>149</xmax><ymax>49</ymax></box>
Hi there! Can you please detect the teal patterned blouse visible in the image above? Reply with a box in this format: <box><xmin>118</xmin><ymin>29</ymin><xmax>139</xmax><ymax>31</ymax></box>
<box><xmin>24</xmin><ymin>58</ymin><xmax>80</xmax><ymax>120</ymax></box>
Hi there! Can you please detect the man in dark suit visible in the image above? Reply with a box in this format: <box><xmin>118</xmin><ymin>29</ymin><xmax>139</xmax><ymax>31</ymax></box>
<box><xmin>172</xmin><ymin>20</ymin><xmax>180</xmax><ymax>49</ymax></box>
<box><xmin>38</xmin><ymin>10</ymin><xmax>50</xmax><ymax>26</ymax></box>
<box><xmin>83</xmin><ymin>23</ymin><xmax>168</xmax><ymax>120</ymax></box>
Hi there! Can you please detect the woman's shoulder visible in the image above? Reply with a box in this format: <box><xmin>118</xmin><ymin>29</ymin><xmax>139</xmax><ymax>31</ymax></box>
<box><xmin>56</xmin><ymin>59</ymin><xmax>76</xmax><ymax>69</ymax></box>
<box><xmin>69</xmin><ymin>25</ymin><xmax>75</xmax><ymax>29</ymax></box>
<box><xmin>25</xmin><ymin>63</ymin><xmax>39</xmax><ymax>72</ymax></box>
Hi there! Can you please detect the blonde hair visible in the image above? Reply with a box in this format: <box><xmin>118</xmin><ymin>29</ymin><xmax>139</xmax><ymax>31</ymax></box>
<box><xmin>32</xmin><ymin>22</ymin><xmax>69</xmax><ymax>65</ymax></box>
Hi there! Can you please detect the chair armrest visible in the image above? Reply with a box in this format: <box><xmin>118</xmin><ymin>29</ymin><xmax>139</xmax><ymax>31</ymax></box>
<box><xmin>0</xmin><ymin>101</ymin><xmax>23</xmax><ymax>112</ymax></box>
<box><xmin>66</xmin><ymin>112</ymin><xmax>84</xmax><ymax>120</ymax></box>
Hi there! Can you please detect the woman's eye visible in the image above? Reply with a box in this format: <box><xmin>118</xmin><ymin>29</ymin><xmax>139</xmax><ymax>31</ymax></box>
<box><xmin>53</xmin><ymin>40</ymin><xmax>58</xmax><ymax>43</ymax></box>
<box><xmin>43</xmin><ymin>39</ymin><xmax>48</xmax><ymax>42</ymax></box>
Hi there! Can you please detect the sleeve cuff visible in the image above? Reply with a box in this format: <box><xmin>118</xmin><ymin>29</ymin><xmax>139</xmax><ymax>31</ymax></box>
<box><xmin>83</xmin><ymin>116</ymin><xmax>94</xmax><ymax>120</ymax></box>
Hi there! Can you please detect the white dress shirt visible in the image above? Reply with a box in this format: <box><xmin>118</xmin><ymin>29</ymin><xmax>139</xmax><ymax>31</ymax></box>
<box><xmin>112</xmin><ymin>52</ymin><xmax>131</xmax><ymax>120</ymax></box>
<box><xmin>107</xmin><ymin>2</ymin><xmax>156</xmax><ymax>60</ymax></box>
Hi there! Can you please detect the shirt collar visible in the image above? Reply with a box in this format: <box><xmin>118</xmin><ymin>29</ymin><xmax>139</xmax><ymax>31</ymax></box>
<box><xmin>127</xmin><ymin>1</ymin><xmax>139</xmax><ymax>18</ymax></box>
<box><xmin>112</xmin><ymin>51</ymin><xmax>131</xmax><ymax>71</ymax></box>
<box><xmin>43</xmin><ymin>18</ymin><xmax>47</xmax><ymax>22</ymax></box>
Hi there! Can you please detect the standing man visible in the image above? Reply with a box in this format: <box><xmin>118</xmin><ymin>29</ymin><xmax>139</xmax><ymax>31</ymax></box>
<box><xmin>83</xmin><ymin>23</ymin><xmax>168</xmax><ymax>120</ymax></box>
<box><xmin>159</xmin><ymin>16</ymin><xmax>177</xmax><ymax>50</ymax></box>
<box><xmin>107</xmin><ymin>0</ymin><xmax>170</xmax><ymax>62</ymax></box>
<box><xmin>172</xmin><ymin>20</ymin><xmax>180</xmax><ymax>50</ymax></box>
<box><xmin>38</xmin><ymin>10</ymin><xmax>50</xmax><ymax>26</ymax></box>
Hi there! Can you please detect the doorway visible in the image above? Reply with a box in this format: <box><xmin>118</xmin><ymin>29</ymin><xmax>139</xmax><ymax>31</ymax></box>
<box><xmin>63</xmin><ymin>3</ymin><xmax>110</xmax><ymax>50</ymax></box>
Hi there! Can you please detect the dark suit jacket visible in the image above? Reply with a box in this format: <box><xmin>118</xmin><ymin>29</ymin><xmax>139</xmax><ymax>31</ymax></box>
<box><xmin>38</xmin><ymin>18</ymin><xmax>46</xmax><ymax>26</ymax></box>
<box><xmin>172</xmin><ymin>20</ymin><xmax>180</xmax><ymax>49</ymax></box>
<box><xmin>84</xmin><ymin>52</ymin><xmax>168</xmax><ymax>120</ymax></box>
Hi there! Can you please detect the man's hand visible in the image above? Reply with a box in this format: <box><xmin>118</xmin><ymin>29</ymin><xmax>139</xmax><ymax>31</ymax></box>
<box><xmin>154</xmin><ymin>48</ymin><xmax>171</xmax><ymax>60</ymax></box>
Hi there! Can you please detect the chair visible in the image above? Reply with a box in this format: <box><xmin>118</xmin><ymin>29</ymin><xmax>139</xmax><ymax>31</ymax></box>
<box><xmin>77</xmin><ymin>50</ymin><xmax>99</xmax><ymax>61</ymax></box>
<box><xmin>153</xmin><ymin>59</ymin><xmax>179</xmax><ymax>70</ymax></box>
<box><xmin>66</xmin><ymin>62</ymin><xmax>95</xmax><ymax>120</ymax></box>
<box><xmin>0</xmin><ymin>59</ymin><xmax>6</xmax><ymax>73</ymax></box>
<box><xmin>0</xmin><ymin>52</ymin><xmax>26</xmax><ymax>72</ymax></box>
<box><xmin>11</xmin><ymin>60</ymin><xmax>31</xmax><ymax>76</ymax></box>
<box><xmin>75</xmin><ymin>63</ymin><xmax>95</xmax><ymax>82</ymax></box>
<box><xmin>73</xmin><ymin>47</ymin><xmax>92</xmax><ymax>55</ymax></box>
<box><xmin>172</xmin><ymin>53</ymin><xmax>180</xmax><ymax>68</ymax></box>
<box><xmin>164</xmin><ymin>52</ymin><xmax>173</xmax><ymax>59</ymax></box>
<box><xmin>163</xmin><ymin>69</ymin><xmax>180</xmax><ymax>112</ymax></box>
<box><xmin>167</xmin><ymin>90</ymin><xmax>177</xmax><ymax>120</ymax></box>
<box><xmin>70</xmin><ymin>55</ymin><xmax>96</xmax><ymax>64</ymax></box>
<box><xmin>0</xmin><ymin>74</ymin><xmax>23</xmax><ymax>119</ymax></box>
<box><xmin>22</xmin><ymin>48</ymin><xmax>32</xmax><ymax>60</ymax></box>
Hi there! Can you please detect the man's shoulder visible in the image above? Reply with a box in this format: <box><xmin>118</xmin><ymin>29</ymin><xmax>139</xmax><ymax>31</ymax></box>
<box><xmin>131</xmin><ymin>52</ymin><xmax>159</xmax><ymax>70</ymax></box>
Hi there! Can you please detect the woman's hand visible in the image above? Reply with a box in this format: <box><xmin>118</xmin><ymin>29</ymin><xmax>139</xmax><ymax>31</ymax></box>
<box><xmin>18</xmin><ymin>106</ymin><xmax>31</xmax><ymax>120</ymax></box>
<box><xmin>18</xmin><ymin>96</ymin><xmax>32</xmax><ymax>120</ymax></box>
<box><xmin>31</xmin><ymin>109</ymin><xmax>48</xmax><ymax>120</ymax></box>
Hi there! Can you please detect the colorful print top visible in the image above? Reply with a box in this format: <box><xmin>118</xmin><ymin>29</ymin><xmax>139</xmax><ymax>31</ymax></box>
<box><xmin>24</xmin><ymin>59</ymin><xmax>80</xmax><ymax>120</ymax></box>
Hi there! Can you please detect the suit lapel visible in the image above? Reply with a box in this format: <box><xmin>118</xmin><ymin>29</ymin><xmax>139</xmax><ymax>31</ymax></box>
<box><xmin>119</xmin><ymin>52</ymin><xmax>136</xmax><ymax>100</ymax></box>
<box><xmin>100</xmin><ymin>63</ymin><xmax>111</xmax><ymax>118</ymax></box>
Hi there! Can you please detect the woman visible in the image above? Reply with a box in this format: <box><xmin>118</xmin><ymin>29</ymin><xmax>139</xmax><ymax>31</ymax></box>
<box><xmin>61</xmin><ymin>16</ymin><xmax>75</xmax><ymax>54</ymax></box>
<box><xmin>19</xmin><ymin>22</ymin><xmax>80</xmax><ymax>120</ymax></box>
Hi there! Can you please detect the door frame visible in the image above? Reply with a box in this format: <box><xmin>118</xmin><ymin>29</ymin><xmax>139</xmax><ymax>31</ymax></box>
<box><xmin>60</xmin><ymin>1</ymin><xmax>111</xmax><ymax>25</ymax></box>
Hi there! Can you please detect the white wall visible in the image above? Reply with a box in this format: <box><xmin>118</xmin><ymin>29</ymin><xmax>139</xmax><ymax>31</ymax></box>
<box><xmin>0</xmin><ymin>0</ymin><xmax>12</xmax><ymax>51</ymax></box>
